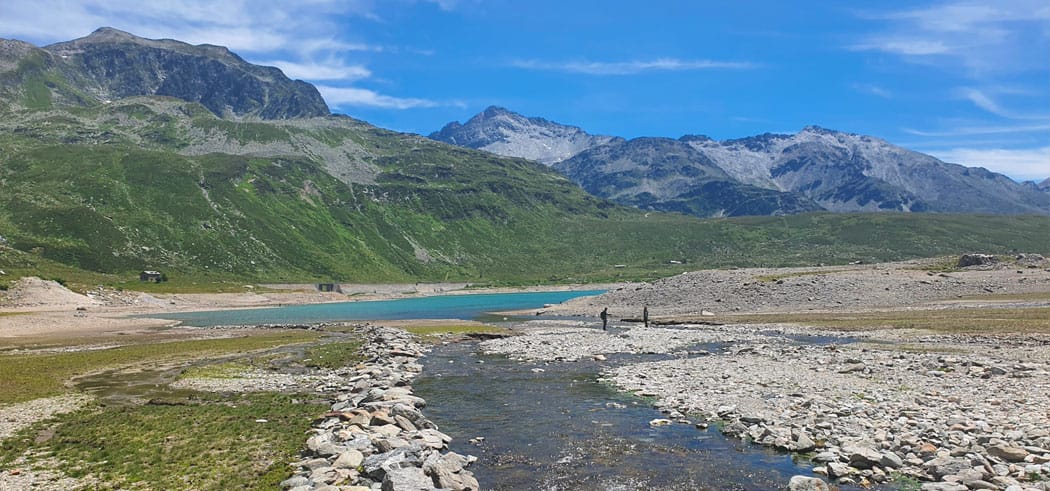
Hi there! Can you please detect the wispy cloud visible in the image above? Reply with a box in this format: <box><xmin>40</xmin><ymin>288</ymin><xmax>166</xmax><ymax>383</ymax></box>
<box><xmin>852</xmin><ymin>0</ymin><xmax>1050</xmax><ymax>74</ymax></box>
<box><xmin>928</xmin><ymin>146</ymin><xmax>1050</xmax><ymax>180</ymax></box>
<box><xmin>511</xmin><ymin>58</ymin><xmax>757</xmax><ymax>75</ymax></box>
<box><xmin>257</xmin><ymin>60</ymin><xmax>372</xmax><ymax>81</ymax></box>
<box><xmin>849</xmin><ymin>39</ymin><xmax>949</xmax><ymax>56</ymax></box>
<box><xmin>316</xmin><ymin>86</ymin><xmax>446</xmax><ymax>110</ymax></box>
<box><xmin>852</xmin><ymin>83</ymin><xmax>893</xmax><ymax>99</ymax></box>
<box><xmin>954</xmin><ymin>87</ymin><xmax>1049</xmax><ymax>121</ymax></box>
<box><xmin>902</xmin><ymin>123</ymin><xmax>1050</xmax><ymax>137</ymax></box>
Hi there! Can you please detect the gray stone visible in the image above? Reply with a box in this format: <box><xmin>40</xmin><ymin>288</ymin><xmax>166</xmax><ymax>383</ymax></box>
<box><xmin>788</xmin><ymin>475</ymin><xmax>831</xmax><ymax>491</ymax></box>
<box><xmin>962</xmin><ymin>480</ymin><xmax>1000</xmax><ymax>490</ymax></box>
<box><xmin>812</xmin><ymin>451</ymin><xmax>839</xmax><ymax>463</ymax></box>
<box><xmin>920</xmin><ymin>483</ymin><xmax>968</xmax><ymax>491</ymax></box>
<box><xmin>334</xmin><ymin>449</ymin><xmax>365</xmax><ymax>470</ymax></box>
<box><xmin>793</xmin><ymin>432</ymin><xmax>817</xmax><ymax>452</ymax></box>
<box><xmin>924</xmin><ymin>456</ymin><xmax>971</xmax><ymax>480</ymax></box>
<box><xmin>988</xmin><ymin>444</ymin><xmax>1029</xmax><ymax>462</ymax></box>
<box><xmin>381</xmin><ymin>466</ymin><xmax>433</xmax><ymax>491</ymax></box>
<box><xmin>280</xmin><ymin>475</ymin><xmax>309</xmax><ymax>488</ymax></box>
<box><xmin>879</xmin><ymin>451</ymin><xmax>904</xmax><ymax>469</ymax></box>
<box><xmin>958</xmin><ymin>254</ymin><xmax>998</xmax><ymax>268</ymax></box>
<box><xmin>844</xmin><ymin>445</ymin><xmax>884</xmax><ymax>469</ymax></box>
<box><xmin>827</xmin><ymin>462</ymin><xmax>851</xmax><ymax>479</ymax></box>
<box><xmin>362</xmin><ymin>446</ymin><xmax>424</xmax><ymax>480</ymax></box>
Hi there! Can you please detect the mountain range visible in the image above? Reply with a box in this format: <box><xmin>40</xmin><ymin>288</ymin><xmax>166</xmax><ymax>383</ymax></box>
<box><xmin>1</xmin><ymin>28</ymin><xmax>1047</xmax><ymax>286</ymax></box>
<box><xmin>431</xmin><ymin>107</ymin><xmax>1050</xmax><ymax>217</ymax></box>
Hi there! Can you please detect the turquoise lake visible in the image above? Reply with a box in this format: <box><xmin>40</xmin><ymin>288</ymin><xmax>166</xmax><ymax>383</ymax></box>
<box><xmin>155</xmin><ymin>290</ymin><xmax>604</xmax><ymax>327</ymax></box>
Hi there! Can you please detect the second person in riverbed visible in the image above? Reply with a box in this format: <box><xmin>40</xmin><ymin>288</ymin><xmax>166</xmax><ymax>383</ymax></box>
<box><xmin>600</xmin><ymin>307</ymin><xmax>609</xmax><ymax>331</ymax></box>
<box><xmin>643</xmin><ymin>305</ymin><xmax>649</xmax><ymax>327</ymax></box>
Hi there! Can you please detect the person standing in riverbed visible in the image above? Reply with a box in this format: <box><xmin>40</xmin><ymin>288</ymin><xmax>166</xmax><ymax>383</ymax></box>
<box><xmin>643</xmin><ymin>305</ymin><xmax>649</xmax><ymax>327</ymax></box>
<box><xmin>600</xmin><ymin>307</ymin><xmax>609</xmax><ymax>331</ymax></box>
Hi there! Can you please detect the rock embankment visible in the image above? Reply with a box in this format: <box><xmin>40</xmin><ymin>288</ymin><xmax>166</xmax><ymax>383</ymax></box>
<box><xmin>282</xmin><ymin>325</ymin><xmax>479</xmax><ymax>491</ymax></box>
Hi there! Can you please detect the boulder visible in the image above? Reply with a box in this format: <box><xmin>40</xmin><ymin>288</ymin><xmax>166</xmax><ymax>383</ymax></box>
<box><xmin>844</xmin><ymin>444</ymin><xmax>883</xmax><ymax>469</ymax></box>
<box><xmin>788</xmin><ymin>475</ymin><xmax>831</xmax><ymax>491</ymax></box>
<box><xmin>381</xmin><ymin>467</ymin><xmax>433</xmax><ymax>491</ymax></box>
<box><xmin>923</xmin><ymin>456</ymin><xmax>971</xmax><ymax>480</ymax></box>
<box><xmin>957</xmin><ymin>254</ymin><xmax>998</xmax><ymax>268</ymax></box>
<box><xmin>333</xmin><ymin>449</ymin><xmax>364</xmax><ymax>470</ymax></box>
<box><xmin>988</xmin><ymin>444</ymin><xmax>1029</xmax><ymax>462</ymax></box>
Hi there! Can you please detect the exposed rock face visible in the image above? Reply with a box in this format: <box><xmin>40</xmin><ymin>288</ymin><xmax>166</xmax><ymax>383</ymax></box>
<box><xmin>553</xmin><ymin>137</ymin><xmax>822</xmax><ymax>217</ymax></box>
<box><xmin>957</xmin><ymin>253</ymin><xmax>999</xmax><ymax>268</ymax></box>
<box><xmin>3</xmin><ymin>27</ymin><xmax>329</xmax><ymax>119</ymax></box>
<box><xmin>429</xmin><ymin>106</ymin><xmax>621</xmax><ymax>164</ymax></box>
<box><xmin>685</xmin><ymin>126</ymin><xmax>1050</xmax><ymax>215</ymax></box>
<box><xmin>432</xmin><ymin>108</ymin><xmax>1050</xmax><ymax>216</ymax></box>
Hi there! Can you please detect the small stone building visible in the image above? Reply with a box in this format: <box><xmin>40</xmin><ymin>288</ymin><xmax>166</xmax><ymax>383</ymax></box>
<box><xmin>140</xmin><ymin>270</ymin><xmax>163</xmax><ymax>282</ymax></box>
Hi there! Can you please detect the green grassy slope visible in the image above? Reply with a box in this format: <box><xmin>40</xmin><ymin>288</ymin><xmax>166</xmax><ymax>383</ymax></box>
<box><xmin>0</xmin><ymin>89</ymin><xmax>1047</xmax><ymax>289</ymax></box>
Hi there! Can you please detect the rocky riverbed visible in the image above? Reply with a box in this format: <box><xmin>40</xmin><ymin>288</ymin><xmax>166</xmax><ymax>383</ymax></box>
<box><xmin>479</xmin><ymin>319</ymin><xmax>1050</xmax><ymax>491</ymax></box>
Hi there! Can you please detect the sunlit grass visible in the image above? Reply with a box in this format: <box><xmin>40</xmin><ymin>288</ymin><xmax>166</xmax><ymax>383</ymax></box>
<box><xmin>302</xmin><ymin>340</ymin><xmax>365</xmax><ymax>369</ymax></box>
<box><xmin>403</xmin><ymin>323</ymin><xmax>511</xmax><ymax>338</ymax></box>
<box><xmin>0</xmin><ymin>330</ymin><xmax>321</xmax><ymax>404</ymax></box>
<box><xmin>0</xmin><ymin>392</ymin><xmax>326</xmax><ymax>490</ymax></box>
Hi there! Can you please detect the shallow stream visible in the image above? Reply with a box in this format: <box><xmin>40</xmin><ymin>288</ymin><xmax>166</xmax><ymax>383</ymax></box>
<box><xmin>414</xmin><ymin>341</ymin><xmax>875</xmax><ymax>490</ymax></box>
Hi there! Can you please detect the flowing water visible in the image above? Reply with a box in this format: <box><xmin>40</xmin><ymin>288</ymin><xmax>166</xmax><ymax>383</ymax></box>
<box><xmin>414</xmin><ymin>342</ymin><xmax>870</xmax><ymax>491</ymax></box>
<box><xmin>124</xmin><ymin>290</ymin><xmax>879</xmax><ymax>489</ymax></box>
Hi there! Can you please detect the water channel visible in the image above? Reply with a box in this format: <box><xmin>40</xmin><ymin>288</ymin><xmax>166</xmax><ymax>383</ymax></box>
<box><xmin>128</xmin><ymin>290</ymin><xmax>881</xmax><ymax>489</ymax></box>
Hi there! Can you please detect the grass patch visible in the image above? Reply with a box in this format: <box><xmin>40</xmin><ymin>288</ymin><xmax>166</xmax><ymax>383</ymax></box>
<box><xmin>179</xmin><ymin>361</ymin><xmax>255</xmax><ymax>380</ymax></box>
<box><xmin>0</xmin><ymin>330</ymin><xmax>321</xmax><ymax>405</ymax></box>
<box><xmin>302</xmin><ymin>340</ymin><xmax>365</xmax><ymax>369</ymax></box>
<box><xmin>0</xmin><ymin>392</ymin><xmax>327</xmax><ymax>490</ymax></box>
<box><xmin>403</xmin><ymin>323</ymin><xmax>511</xmax><ymax>339</ymax></box>
<box><xmin>708</xmin><ymin>306</ymin><xmax>1050</xmax><ymax>335</ymax></box>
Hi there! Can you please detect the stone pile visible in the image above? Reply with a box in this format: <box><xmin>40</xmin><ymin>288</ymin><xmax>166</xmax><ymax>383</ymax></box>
<box><xmin>609</xmin><ymin>335</ymin><xmax>1050</xmax><ymax>491</ymax></box>
<box><xmin>282</xmin><ymin>325</ymin><xmax>478</xmax><ymax>491</ymax></box>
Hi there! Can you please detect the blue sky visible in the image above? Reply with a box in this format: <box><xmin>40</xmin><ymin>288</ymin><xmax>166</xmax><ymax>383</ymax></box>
<box><xmin>1</xmin><ymin>0</ymin><xmax>1048</xmax><ymax>180</ymax></box>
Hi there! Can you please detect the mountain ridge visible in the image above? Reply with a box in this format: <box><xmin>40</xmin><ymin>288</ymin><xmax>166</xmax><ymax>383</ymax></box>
<box><xmin>430</xmin><ymin>105</ymin><xmax>622</xmax><ymax>164</ymax></box>
<box><xmin>1</xmin><ymin>27</ymin><xmax>329</xmax><ymax>119</ymax></box>
<box><xmin>0</xmin><ymin>29</ymin><xmax>1047</xmax><ymax>287</ymax></box>
<box><xmin>432</xmin><ymin>108</ymin><xmax>1050</xmax><ymax>217</ymax></box>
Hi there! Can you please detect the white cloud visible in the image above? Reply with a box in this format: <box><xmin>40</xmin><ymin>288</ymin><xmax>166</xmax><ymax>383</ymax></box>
<box><xmin>929</xmin><ymin>146</ymin><xmax>1050</xmax><ymax>180</ymax></box>
<box><xmin>0</xmin><ymin>0</ymin><xmax>450</xmax><ymax>113</ymax></box>
<box><xmin>954</xmin><ymin>87</ymin><xmax>1050</xmax><ymax>121</ymax></box>
<box><xmin>850</xmin><ymin>39</ymin><xmax>950</xmax><ymax>56</ymax></box>
<box><xmin>316</xmin><ymin>86</ymin><xmax>441</xmax><ymax>109</ymax></box>
<box><xmin>852</xmin><ymin>0</ymin><xmax>1050</xmax><ymax>74</ymax></box>
<box><xmin>902</xmin><ymin>123</ymin><xmax>1050</xmax><ymax>137</ymax></box>
<box><xmin>852</xmin><ymin>83</ymin><xmax>893</xmax><ymax>99</ymax></box>
<box><xmin>511</xmin><ymin>58</ymin><xmax>756</xmax><ymax>75</ymax></box>
<box><xmin>256</xmin><ymin>60</ymin><xmax>371</xmax><ymax>81</ymax></box>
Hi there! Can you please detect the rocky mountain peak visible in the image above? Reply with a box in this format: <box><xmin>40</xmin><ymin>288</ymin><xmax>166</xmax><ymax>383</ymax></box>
<box><xmin>479</xmin><ymin>105</ymin><xmax>514</xmax><ymax>117</ymax></box>
<box><xmin>22</xmin><ymin>28</ymin><xmax>330</xmax><ymax>119</ymax></box>
<box><xmin>79</xmin><ymin>27</ymin><xmax>142</xmax><ymax>43</ymax></box>
<box><xmin>429</xmin><ymin>106</ymin><xmax>621</xmax><ymax>164</ymax></box>
<box><xmin>679</xmin><ymin>134</ymin><xmax>715</xmax><ymax>143</ymax></box>
<box><xmin>1039</xmin><ymin>178</ymin><xmax>1050</xmax><ymax>191</ymax></box>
